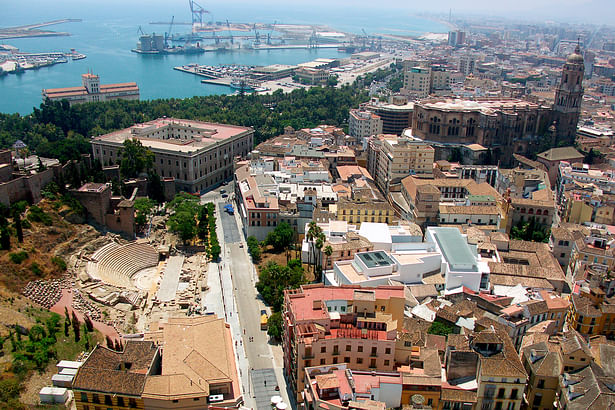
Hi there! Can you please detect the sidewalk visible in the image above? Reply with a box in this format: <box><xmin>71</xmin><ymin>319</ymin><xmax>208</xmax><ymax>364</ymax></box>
<box><xmin>204</xmin><ymin>200</ymin><xmax>255</xmax><ymax>409</ymax></box>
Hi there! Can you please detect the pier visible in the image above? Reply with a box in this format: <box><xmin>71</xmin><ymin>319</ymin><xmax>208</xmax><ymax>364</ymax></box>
<box><xmin>0</xmin><ymin>19</ymin><xmax>82</xmax><ymax>40</ymax></box>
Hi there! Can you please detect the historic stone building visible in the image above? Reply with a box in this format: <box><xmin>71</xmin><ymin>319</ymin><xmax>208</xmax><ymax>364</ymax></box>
<box><xmin>553</xmin><ymin>43</ymin><xmax>585</xmax><ymax>143</ymax></box>
<box><xmin>410</xmin><ymin>47</ymin><xmax>584</xmax><ymax>164</ymax></box>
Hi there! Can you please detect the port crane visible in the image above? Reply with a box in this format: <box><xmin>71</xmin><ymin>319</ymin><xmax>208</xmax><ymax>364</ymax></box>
<box><xmin>267</xmin><ymin>21</ymin><xmax>276</xmax><ymax>45</ymax></box>
<box><xmin>164</xmin><ymin>16</ymin><xmax>174</xmax><ymax>48</ymax></box>
<box><xmin>253</xmin><ymin>24</ymin><xmax>260</xmax><ymax>46</ymax></box>
<box><xmin>226</xmin><ymin>19</ymin><xmax>234</xmax><ymax>44</ymax></box>
<box><xmin>189</xmin><ymin>0</ymin><xmax>210</xmax><ymax>26</ymax></box>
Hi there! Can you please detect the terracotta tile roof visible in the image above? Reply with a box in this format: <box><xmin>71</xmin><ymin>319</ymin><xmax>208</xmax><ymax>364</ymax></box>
<box><xmin>142</xmin><ymin>316</ymin><xmax>239</xmax><ymax>401</ymax></box>
<box><xmin>72</xmin><ymin>341</ymin><xmax>158</xmax><ymax>396</ymax></box>
<box><xmin>537</xmin><ymin>146</ymin><xmax>583</xmax><ymax>162</ymax></box>
<box><xmin>571</xmin><ymin>293</ymin><xmax>604</xmax><ymax>318</ymax></box>
<box><xmin>440</xmin><ymin>387</ymin><xmax>478</xmax><ymax>403</ymax></box>
<box><xmin>560</xmin><ymin>362</ymin><xmax>615</xmax><ymax>408</ymax></box>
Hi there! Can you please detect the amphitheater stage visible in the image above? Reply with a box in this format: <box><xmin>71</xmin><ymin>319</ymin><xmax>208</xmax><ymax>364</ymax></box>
<box><xmin>157</xmin><ymin>255</ymin><xmax>184</xmax><ymax>302</ymax></box>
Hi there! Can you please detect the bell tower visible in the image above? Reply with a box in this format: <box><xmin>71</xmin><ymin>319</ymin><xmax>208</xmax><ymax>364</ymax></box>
<box><xmin>553</xmin><ymin>42</ymin><xmax>584</xmax><ymax>143</ymax></box>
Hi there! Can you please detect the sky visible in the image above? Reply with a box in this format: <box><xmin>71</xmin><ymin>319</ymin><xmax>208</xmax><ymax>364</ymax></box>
<box><xmin>3</xmin><ymin>0</ymin><xmax>615</xmax><ymax>26</ymax></box>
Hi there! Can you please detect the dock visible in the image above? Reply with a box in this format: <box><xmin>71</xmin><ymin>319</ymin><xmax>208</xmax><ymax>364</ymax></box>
<box><xmin>0</xmin><ymin>19</ymin><xmax>82</xmax><ymax>40</ymax></box>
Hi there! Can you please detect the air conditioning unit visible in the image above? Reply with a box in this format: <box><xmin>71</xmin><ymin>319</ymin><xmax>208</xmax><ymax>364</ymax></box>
<box><xmin>208</xmin><ymin>394</ymin><xmax>224</xmax><ymax>403</ymax></box>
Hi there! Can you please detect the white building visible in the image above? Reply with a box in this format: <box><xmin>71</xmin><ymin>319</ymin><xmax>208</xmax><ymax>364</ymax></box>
<box><xmin>327</xmin><ymin>226</ymin><xmax>490</xmax><ymax>292</ymax></box>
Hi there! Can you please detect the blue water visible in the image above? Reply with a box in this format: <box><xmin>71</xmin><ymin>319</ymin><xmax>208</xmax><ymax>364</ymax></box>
<box><xmin>0</xmin><ymin>0</ymin><xmax>448</xmax><ymax>115</ymax></box>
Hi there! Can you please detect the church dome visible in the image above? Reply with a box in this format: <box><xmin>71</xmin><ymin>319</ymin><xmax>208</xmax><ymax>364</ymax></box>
<box><xmin>567</xmin><ymin>44</ymin><xmax>584</xmax><ymax>64</ymax></box>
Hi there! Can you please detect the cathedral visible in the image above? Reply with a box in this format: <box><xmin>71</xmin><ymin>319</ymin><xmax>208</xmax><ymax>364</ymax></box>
<box><xmin>553</xmin><ymin>43</ymin><xmax>585</xmax><ymax>143</ymax></box>
<box><xmin>411</xmin><ymin>45</ymin><xmax>585</xmax><ymax>164</ymax></box>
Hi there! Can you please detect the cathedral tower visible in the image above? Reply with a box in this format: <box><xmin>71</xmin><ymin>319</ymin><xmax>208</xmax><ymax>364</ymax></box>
<box><xmin>553</xmin><ymin>43</ymin><xmax>584</xmax><ymax>143</ymax></box>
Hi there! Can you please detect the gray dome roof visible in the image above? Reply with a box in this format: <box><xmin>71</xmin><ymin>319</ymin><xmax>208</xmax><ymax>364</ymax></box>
<box><xmin>567</xmin><ymin>44</ymin><xmax>584</xmax><ymax>64</ymax></box>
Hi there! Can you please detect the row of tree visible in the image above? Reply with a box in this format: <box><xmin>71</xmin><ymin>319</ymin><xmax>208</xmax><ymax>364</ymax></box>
<box><xmin>305</xmin><ymin>221</ymin><xmax>333</xmax><ymax>282</ymax></box>
<box><xmin>0</xmin><ymin>83</ymin><xmax>371</xmax><ymax>164</ymax></box>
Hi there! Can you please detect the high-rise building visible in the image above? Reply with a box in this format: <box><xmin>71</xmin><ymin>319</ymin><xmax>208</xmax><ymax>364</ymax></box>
<box><xmin>553</xmin><ymin>43</ymin><xmax>584</xmax><ymax>144</ymax></box>
<box><xmin>447</xmin><ymin>30</ymin><xmax>466</xmax><ymax>47</ymax></box>
<box><xmin>348</xmin><ymin>109</ymin><xmax>383</xmax><ymax>139</ymax></box>
<box><xmin>458</xmin><ymin>55</ymin><xmax>476</xmax><ymax>76</ymax></box>
<box><xmin>402</xmin><ymin>66</ymin><xmax>451</xmax><ymax>99</ymax></box>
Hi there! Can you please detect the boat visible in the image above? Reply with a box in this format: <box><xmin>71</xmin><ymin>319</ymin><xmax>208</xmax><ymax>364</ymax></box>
<box><xmin>72</xmin><ymin>53</ymin><xmax>86</xmax><ymax>60</ymax></box>
<box><xmin>229</xmin><ymin>78</ymin><xmax>255</xmax><ymax>91</ymax></box>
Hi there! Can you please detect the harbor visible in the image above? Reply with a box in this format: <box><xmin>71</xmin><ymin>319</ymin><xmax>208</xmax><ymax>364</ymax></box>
<box><xmin>173</xmin><ymin>52</ymin><xmax>394</xmax><ymax>95</ymax></box>
<box><xmin>0</xmin><ymin>45</ymin><xmax>86</xmax><ymax>75</ymax></box>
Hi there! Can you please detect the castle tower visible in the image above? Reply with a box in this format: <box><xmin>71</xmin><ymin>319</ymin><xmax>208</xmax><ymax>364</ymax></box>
<box><xmin>81</xmin><ymin>73</ymin><xmax>100</xmax><ymax>95</ymax></box>
<box><xmin>553</xmin><ymin>43</ymin><xmax>584</xmax><ymax>143</ymax></box>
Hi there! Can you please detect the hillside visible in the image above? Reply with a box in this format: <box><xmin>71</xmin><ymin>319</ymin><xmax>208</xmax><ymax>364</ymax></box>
<box><xmin>0</xmin><ymin>198</ymin><xmax>104</xmax><ymax>407</ymax></box>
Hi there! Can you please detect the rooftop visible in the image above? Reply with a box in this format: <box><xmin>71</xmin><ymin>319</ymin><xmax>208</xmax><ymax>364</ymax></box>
<box><xmin>72</xmin><ymin>341</ymin><xmax>158</xmax><ymax>396</ymax></box>
<box><xmin>429</xmin><ymin>227</ymin><xmax>478</xmax><ymax>272</ymax></box>
<box><xmin>92</xmin><ymin>118</ymin><xmax>252</xmax><ymax>154</ymax></box>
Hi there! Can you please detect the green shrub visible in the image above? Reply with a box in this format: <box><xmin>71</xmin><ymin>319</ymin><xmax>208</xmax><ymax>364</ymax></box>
<box><xmin>51</xmin><ymin>256</ymin><xmax>67</xmax><ymax>271</ymax></box>
<box><xmin>30</xmin><ymin>262</ymin><xmax>42</xmax><ymax>276</ymax></box>
<box><xmin>27</xmin><ymin>206</ymin><xmax>52</xmax><ymax>226</ymax></box>
<box><xmin>9</xmin><ymin>251</ymin><xmax>28</xmax><ymax>264</ymax></box>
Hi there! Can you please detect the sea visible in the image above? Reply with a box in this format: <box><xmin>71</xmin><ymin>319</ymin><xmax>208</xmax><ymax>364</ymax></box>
<box><xmin>0</xmin><ymin>0</ymin><xmax>448</xmax><ymax>115</ymax></box>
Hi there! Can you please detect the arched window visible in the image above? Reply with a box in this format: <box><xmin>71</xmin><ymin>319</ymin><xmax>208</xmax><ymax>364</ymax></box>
<box><xmin>536</xmin><ymin>209</ymin><xmax>542</xmax><ymax>215</ymax></box>
<box><xmin>520</xmin><ymin>208</ymin><xmax>526</xmax><ymax>214</ymax></box>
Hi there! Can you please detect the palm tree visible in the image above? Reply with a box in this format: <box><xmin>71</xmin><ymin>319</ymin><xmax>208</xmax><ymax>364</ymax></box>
<box><xmin>306</xmin><ymin>222</ymin><xmax>317</xmax><ymax>272</ymax></box>
<box><xmin>323</xmin><ymin>245</ymin><xmax>333</xmax><ymax>283</ymax></box>
<box><xmin>315</xmin><ymin>233</ymin><xmax>325</xmax><ymax>279</ymax></box>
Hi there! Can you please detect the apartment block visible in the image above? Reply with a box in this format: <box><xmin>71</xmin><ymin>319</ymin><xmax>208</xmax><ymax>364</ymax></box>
<box><xmin>568</xmin><ymin>286</ymin><xmax>615</xmax><ymax>337</ymax></box>
<box><xmin>367</xmin><ymin>134</ymin><xmax>434</xmax><ymax>194</ymax></box>
<box><xmin>282</xmin><ymin>285</ymin><xmax>406</xmax><ymax>402</ymax></box>
<box><xmin>402</xmin><ymin>65</ymin><xmax>450</xmax><ymax>99</ymax></box>
<box><xmin>445</xmin><ymin>329</ymin><xmax>527</xmax><ymax>410</ymax></box>
<box><xmin>348</xmin><ymin>109</ymin><xmax>383</xmax><ymax>140</ymax></box>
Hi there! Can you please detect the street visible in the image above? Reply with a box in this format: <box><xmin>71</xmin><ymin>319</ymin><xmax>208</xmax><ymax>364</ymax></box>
<box><xmin>201</xmin><ymin>183</ymin><xmax>291</xmax><ymax>410</ymax></box>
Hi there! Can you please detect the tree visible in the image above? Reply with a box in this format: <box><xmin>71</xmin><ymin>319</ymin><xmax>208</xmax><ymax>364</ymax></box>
<box><xmin>323</xmin><ymin>245</ymin><xmax>333</xmax><ymax>282</ymax></box>
<box><xmin>584</xmin><ymin>148</ymin><xmax>605</xmax><ymax>165</ymax></box>
<box><xmin>247</xmin><ymin>236</ymin><xmax>261</xmax><ymax>263</ymax></box>
<box><xmin>510</xmin><ymin>217</ymin><xmax>550</xmax><ymax>243</ymax></box>
<box><xmin>71</xmin><ymin>311</ymin><xmax>80</xmax><ymax>342</ymax></box>
<box><xmin>0</xmin><ymin>223</ymin><xmax>10</xmax><ymax>250</ymax></box>
<box><xmin>12</xmin><ymin>209</ymin><xmax>23</xmax><ymax>243</ymax></box>
<box><xmin>256</xmin><ymin>260</ymin><xmax>306</xmax><ymax>312</ymax></box>
<box><xmin>37</xmin><ymin>157</ymin><xmax>46</xmax><ymax>172</ymax></box>
<box><xmin>148</xmin><ymin>172</ymin><xmax>165</xmax><ymax>203</ymax></box>
<box><xmin>265</xmin><ymin>222</ymin><xmax>294</xmax><ymax>256</ymax></box>
<box><xmin>84</xmin><ymin>315</ymin><xmax>94</xmax><ymax>332</ymax></box>
<box><xmin>134</xmin><ymin>197</ymin><xmax>155</xmax><ymax>230</ymax></box>
<box><xmin>314</xmin><ymin>233</ymin><xmax>325</xmax><ymax>280</ymax></box>
<box><xmin>267</xmin><ymin>312</ymin><xmax>283</xmax><ymax>340</ymax></box>
<box><xmin>119</xmin><ymin>138</ymin><xmax>154</xmax><ymax>179</ymax></box>
<box><xmin>428</xmin><ymin>320</ymin><xmax>456</xmax><ymax>336</ymax></box>
<box><xmin>166</xmin><ymin>193</ymin><xmax>201</xmax><ymax>244</ymax></box>
<box><xmin>306</xmin><ymin>221</ymin><xmax>319</xmax><ymax>274</ymax></box>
